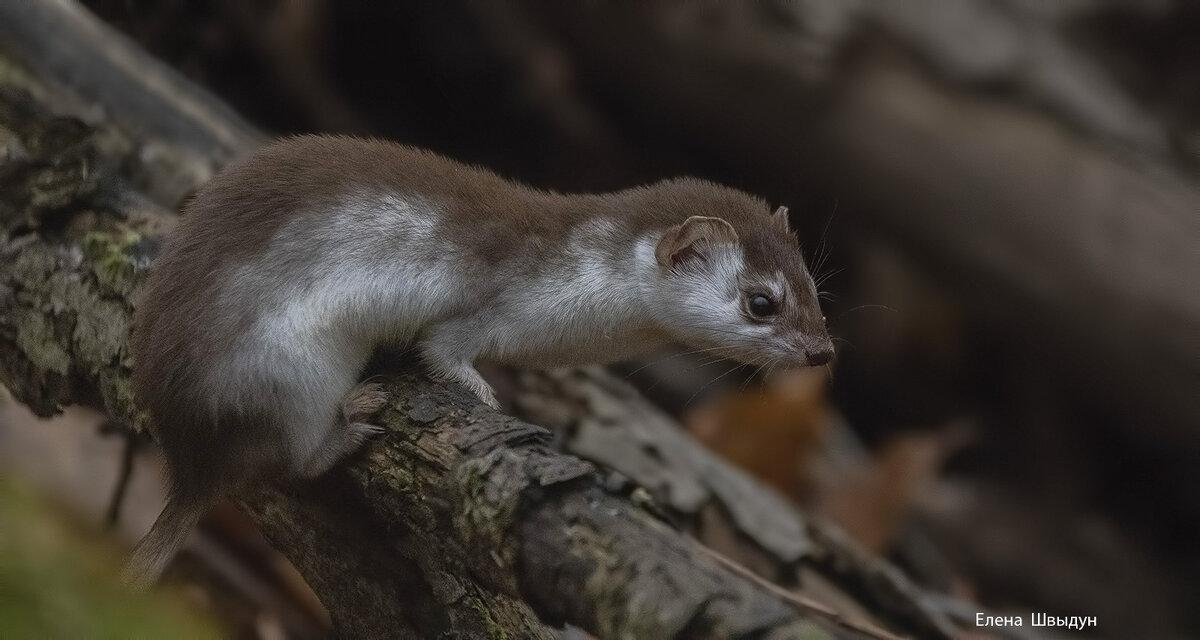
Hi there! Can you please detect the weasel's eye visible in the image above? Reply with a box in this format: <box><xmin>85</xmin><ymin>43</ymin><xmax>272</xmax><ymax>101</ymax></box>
<box><xmin>747</xmin><ymin>293</ymin><xmax>777</xmax><ymax>317</ymax></box>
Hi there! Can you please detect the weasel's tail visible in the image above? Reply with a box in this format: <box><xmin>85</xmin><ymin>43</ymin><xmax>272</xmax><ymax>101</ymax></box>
<box><xmin>121</xmin><ymin>492</ymin><xmax>209</xmax><ymax>589</ymax></box>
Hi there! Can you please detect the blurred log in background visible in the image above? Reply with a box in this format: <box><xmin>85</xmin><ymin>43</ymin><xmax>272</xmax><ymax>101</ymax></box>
<box><xmin>2</xmin><ymin>0</ymin><xmax>1199</xmax><ymax>638</ymax></box>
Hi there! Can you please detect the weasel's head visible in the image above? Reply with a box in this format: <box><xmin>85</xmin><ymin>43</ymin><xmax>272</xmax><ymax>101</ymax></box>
<box><xmin>650</xmin><ymin>201</ymin><xmax>834</xmax><ymax>371</ymax></box>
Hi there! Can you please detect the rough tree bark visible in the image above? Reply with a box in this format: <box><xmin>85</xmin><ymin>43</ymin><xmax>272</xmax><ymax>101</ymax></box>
<box><xmin>0</xmin><ymin>1</ymin><xmax>1002</xmax><ymax>639</ymax></box>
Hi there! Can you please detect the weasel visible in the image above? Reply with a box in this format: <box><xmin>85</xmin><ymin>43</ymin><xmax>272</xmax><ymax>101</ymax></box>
<box><xmin>125</xmin><ymin>134</ymin><xmax>834</xmax><ymax>585</ymax></box>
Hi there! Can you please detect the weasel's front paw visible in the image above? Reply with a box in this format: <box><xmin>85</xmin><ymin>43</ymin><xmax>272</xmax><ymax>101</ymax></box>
<box><xmin>342</xmin><ymin>381</ymin><xmax>390</xmax><ymax>423</ymax></box>
<box><xmin>346</xmin><ymin>422</ymin><xmax>386</xmax><ymax>446</ymax></box>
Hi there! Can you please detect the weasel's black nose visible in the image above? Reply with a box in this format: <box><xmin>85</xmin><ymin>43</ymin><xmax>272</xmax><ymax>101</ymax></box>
<box><xmin>808</xmin><ymin>346</ymin><xmax>834</xmax><ymax>366</ymax></box>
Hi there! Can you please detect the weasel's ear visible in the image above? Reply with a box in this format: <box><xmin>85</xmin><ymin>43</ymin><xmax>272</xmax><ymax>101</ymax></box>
<box><xmin>771</xmin><ymin>205</ymin><xmax>790</xmax><ymax>234</ymax></box>
<box><xmin>655</xmin><ymin>216</ymin><xmax>739</xmax><ymax>268</ymax></box>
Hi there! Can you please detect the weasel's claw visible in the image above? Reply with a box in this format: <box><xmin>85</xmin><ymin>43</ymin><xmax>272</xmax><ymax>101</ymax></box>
<box><xmin>343</xmin><ymin>382</ymin><xmax>390</xmax><ymax>423</ymax></box>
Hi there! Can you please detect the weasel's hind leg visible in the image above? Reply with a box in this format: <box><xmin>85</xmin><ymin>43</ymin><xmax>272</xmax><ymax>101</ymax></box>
<box><xmin>298</xmin><ymin>382</ymin><xmax>388</xmax><ymax>478</ymax></box>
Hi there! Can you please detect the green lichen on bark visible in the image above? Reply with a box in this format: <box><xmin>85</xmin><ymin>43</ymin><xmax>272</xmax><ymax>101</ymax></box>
<box><xmin>575</xmin><ymin>527</ymin><xmax>637</xmax><ymax>639</ymax></box>
<box><xmin>1</xmin><ymin>230</ymin><xmax>146</xmax><ymax>427</ymax></box>
<box><xmin>3</xmin><ymin>245</ymin><xmax>76</xmax><ymax>414</ymax></box>
<box><xmin>0</xmin><ymin>84</ymin><xmax>150</xmax><ymax>429</ymax></box>
<box><xmin>469</xmin><ymin>596</ymin><xmax>514</xmax><ymax>640</ymax></box>
<box><xmin>453</xmin><ymin>449</ymin><xmax>527</xmax><ymax>593</ymax></box>
<box><xmin>97</xmin><ymin>368</ymin><xmax>149</xmax><ymax>432</ymax></box>
<box><xmin>12</xmin><ymin>307</ymin><xmax>71</xmax><ymax>375</ymax></box>
<box><xmin>82</xmin><ymin>229</ymin><xmax>144</xmax><ymax>298</ymax></box>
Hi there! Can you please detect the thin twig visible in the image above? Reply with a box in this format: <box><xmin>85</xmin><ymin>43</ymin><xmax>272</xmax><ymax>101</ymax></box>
<box><xmin>695</xmin><ymin>542</ymin><xmax>905</xmax><ymax>640</ymax></box>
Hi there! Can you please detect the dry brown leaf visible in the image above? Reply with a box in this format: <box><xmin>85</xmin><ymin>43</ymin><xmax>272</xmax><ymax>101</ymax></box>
<box><xmin>686</xmin><ymin>367</ymin><xmax>833</xmax><ymax>504</ymax></box>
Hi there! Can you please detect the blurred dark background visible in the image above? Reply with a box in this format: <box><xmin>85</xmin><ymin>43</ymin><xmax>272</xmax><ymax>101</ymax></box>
<box><xmin>3</xmin><ymin>1</ymin><xmax>1198</xmax><ymax>638</ymax></box>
